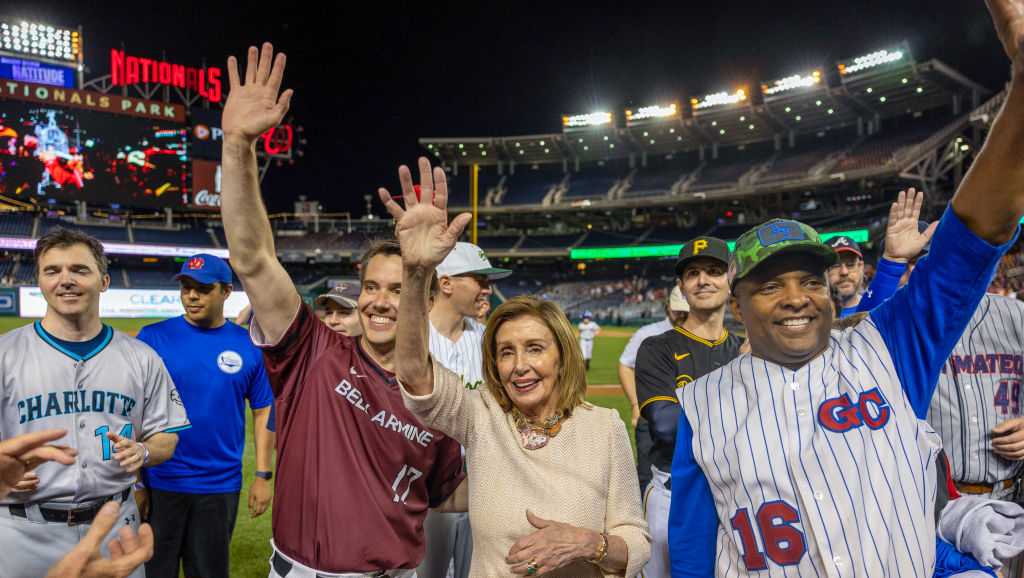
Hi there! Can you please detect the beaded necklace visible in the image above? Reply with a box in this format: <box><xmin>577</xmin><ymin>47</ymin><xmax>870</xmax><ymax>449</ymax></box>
<box><xmin>511</xmin><ymin>407</ymin><xmax>566</xmax><ymax>450</ymax></box>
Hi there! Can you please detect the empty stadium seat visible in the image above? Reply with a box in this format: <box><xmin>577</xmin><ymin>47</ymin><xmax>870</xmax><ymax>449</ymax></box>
<box><xmin>502</xmin><ymin>167</ymin><xmax>564</xmax><ymax>205</ymax></box>
<box><xmin>132</xmin><ymin>227</ymin><xmax>213</xmax><ymax>247</ymax></box>
<box><xmin>0</xmin><ymin>213</ymin><xmax>35</xmax><ymax>237</ymax></box>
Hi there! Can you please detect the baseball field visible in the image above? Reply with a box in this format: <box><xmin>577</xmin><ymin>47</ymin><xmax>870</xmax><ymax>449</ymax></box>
<box><xmin>0</xmin><ymin>317</ymin><xmax>637</xmax><ymax>576</ymax></box>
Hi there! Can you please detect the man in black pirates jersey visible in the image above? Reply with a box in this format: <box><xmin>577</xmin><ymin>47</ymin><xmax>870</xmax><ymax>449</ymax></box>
<box><xmin>635</xmin><ymin>236</ymin><xmax>743</xmax><ymax>578</ymax></box>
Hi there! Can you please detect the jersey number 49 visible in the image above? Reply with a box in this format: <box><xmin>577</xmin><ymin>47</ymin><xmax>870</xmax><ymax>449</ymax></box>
<box><xmin>730</xmin><ymin>501</ymin><xmax>807</xmax><ymax>570</ymax></box>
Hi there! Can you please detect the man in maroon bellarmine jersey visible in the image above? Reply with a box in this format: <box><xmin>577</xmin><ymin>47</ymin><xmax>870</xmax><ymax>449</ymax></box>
<box><xmin>218</xmin><ymin>43</ymin><xmax>466</xmax><ymax>576</ymax></box>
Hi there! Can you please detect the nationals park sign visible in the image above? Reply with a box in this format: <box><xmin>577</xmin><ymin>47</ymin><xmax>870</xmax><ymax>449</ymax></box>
<box><xmin>0</xmin><ymin>78</ymin><xmax>186</xmax><ymax>123</ymax></box>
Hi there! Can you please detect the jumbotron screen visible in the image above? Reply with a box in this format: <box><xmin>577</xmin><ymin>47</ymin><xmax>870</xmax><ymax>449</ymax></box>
<box><xmin>0</xmin><ymin>101</ymin><xmax>189</xmax><ymax>208</ymax></box>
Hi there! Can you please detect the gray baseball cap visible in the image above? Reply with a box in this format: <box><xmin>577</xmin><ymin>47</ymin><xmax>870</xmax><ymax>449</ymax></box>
<box><xmin>315</xmin><ymin>282</ymin><xmax>359</xmax><ymax>309</ymax></box>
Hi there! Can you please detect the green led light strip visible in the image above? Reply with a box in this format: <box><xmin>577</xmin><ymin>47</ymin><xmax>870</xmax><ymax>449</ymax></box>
<box><xmin>570</xmin><ymin>228</ymin><xmax>870</xmax><ymax>260</ymax></box>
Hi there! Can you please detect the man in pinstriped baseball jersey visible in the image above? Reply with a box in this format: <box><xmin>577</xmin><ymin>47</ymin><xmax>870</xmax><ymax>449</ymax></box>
<box><xmin>665</xmin><ymin>2</ymin><xmax>1024</xmax><ymax>563</ymax></box>
<box><xmin>929</xmin><ymin>290</ymin><xmax>1024</xmax><ymax>576</ymax></box>
<box><xmin>420</xmin><ymin>242</ymin><xmax>511</xmax><ymax>578</ymax></box>
<box><xmin>0</xmin><ymin>227</ymin><xmax>190</xmax><ymax>578</ymax></box>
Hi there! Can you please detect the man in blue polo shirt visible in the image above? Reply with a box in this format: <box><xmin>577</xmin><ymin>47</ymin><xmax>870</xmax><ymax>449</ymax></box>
<box><xmin>136</xmin><ymin>253</ymin><xmax>274</xmax><ymax>578</ymax></box>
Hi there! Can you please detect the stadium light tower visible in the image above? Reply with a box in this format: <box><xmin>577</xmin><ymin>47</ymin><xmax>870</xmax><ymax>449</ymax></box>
<box><xmin>0</xmin><ymin>18</ymin><xmax>83</xmax><ymax>86</ymax></box>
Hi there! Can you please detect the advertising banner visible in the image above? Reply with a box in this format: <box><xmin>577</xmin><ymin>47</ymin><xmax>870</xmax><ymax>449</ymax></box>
<box><xmin>18</xmin><ymin>287</ymin><xmax>249</xmax><ymax>318</ymax></box>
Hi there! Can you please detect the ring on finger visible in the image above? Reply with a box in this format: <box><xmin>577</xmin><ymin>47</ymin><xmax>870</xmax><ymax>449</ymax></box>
<box><xmin>526</xmin><ymin>561</ymin><xmax>539</xmax><ymax>576</ymax></box>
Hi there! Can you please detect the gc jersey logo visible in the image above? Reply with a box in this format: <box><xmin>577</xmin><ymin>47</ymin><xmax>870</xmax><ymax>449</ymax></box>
<box><xmin>217</xmin><ymin>350</ymin><xmax>243</xmax><ymax>374</ymax></box>
<box><xmin>818</xmin><ymin>387</ymin><xmax>891</xmax><ymax>432</ymax></box>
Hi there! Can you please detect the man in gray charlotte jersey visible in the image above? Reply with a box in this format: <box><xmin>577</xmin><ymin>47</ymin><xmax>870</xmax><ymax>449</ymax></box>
<box><xmin>0</xmin><ymin>228</ymin><xmax>189</xmax><ymax>578</ymax></box>
<box><xmin>929</xmin><ymin>291</ymin><xmax>1024</xmax><ymax>575</ymax></box>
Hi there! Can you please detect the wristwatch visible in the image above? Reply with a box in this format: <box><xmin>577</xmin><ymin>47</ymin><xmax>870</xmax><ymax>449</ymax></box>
<box><xmin>255</xmin><ymin>471</ymin><xmax>273</xmax><ymax>480</ymax></box>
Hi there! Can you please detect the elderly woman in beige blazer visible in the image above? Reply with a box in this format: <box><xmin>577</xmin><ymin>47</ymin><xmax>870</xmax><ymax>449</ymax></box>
<box><xmin>379</xmin><ymin>159</ymin><xmax>650</xmax><ymax>577</ymax></box>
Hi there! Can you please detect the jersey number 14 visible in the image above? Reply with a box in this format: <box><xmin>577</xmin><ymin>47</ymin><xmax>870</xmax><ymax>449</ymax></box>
<box><xmin>94</xmin><ymin>423</ymin><xmax>133</xmax><ymax>460</ymax></box>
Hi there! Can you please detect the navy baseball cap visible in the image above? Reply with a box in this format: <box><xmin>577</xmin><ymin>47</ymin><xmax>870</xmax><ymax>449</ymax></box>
<box><xmin>826</xmin><ymin>235</ymin><xmax>862</xmax><ymax>258</ymax></box>
<box><xmin>175</xmin><ymin>253</ymin><xmax>233</xmax><ymax>286</ymax></box>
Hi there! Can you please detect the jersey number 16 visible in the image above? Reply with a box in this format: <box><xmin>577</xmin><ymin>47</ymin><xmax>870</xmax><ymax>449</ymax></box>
<box><xmin>730</xmin><ymin>501</ymin><xmax>807</xmax><ymax>570</ymax></box>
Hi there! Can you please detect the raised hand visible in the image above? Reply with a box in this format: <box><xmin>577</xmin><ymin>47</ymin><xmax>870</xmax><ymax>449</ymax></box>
<box><xmin>986</xmin><ymin>0</ymin><xmax>1024</xmax><ymax>72</ymax></box>
<box><xmin>0</xmin><ymin>429</ymin><xmax>76</xmax><ymax>499</ymax></box>
<box><xmin>222</xmin><ymin>43</ymin><xmax>293</xmax><ymax>144</ymax></box>
<box><xmin>378</xmin><ymin>157</ymin><xmax>472</xmax><ymax>270</ymax></box>
<box><xmin>883</xmin><ymin>188</ymin><xmax>938</xmax><ymax>263</ymax></box>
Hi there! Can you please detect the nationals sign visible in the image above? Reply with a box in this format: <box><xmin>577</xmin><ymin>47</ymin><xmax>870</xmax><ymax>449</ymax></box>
<box><xmin>110</xmin><ymin>49</ymin><xmax>223</xmax><ymax>103</ymax></box>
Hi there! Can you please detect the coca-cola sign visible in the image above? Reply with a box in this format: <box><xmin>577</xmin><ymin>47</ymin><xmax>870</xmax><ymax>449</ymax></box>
<box><xmin>191</xmin><ymin>159</ymin><xmax>221</xmax><ymax>209</ymax></box>
<box><xmin>194</xmin><ymin>189</ymin><xmax>221</xmax><ymax>207</ymax></box>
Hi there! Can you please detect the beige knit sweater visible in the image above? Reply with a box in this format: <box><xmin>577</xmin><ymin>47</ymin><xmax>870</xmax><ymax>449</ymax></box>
<box><xmin>401</xmin><ymin>362</ymin><xmax>651</xmax><ymax>578</ymax></box>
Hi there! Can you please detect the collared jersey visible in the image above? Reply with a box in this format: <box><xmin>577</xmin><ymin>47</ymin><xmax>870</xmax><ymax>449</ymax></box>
<box><xmin>252</xmin><ymin>305</ymin><xmax>465</xmax><ymax>573</ymax></box>
<box><xmin>636</xmin><ymin>325</ymin><xmax>741</xmax><ymax>472</ymax></box>
<box><xmin>0</xmin><ymin>322</ymin><xmax>190</xmax><ymax>504</ymax></box>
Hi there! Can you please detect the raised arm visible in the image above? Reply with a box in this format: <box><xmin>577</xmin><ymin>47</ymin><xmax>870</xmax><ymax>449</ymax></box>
<box><xmin>221</xmin><ymin>43</ymin><xmax>299</xmax><ymax>344</ymax></box>
<box><xmin>379</xmin><ymin>158</ymin><xmax>471</xmax><ymax>394</ymax></box>
<box><xmin>856</xmin><ymin>189</ymin><xmax>935</xmax><ymax>313</ymax></box>
<box><xmin>951</xmin><ymin>0</ymin><xmax>1024</xmax><ymax>243</ymax></box>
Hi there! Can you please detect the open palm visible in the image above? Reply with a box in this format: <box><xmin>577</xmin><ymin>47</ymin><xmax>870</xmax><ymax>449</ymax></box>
<box><xmin>222</xmin><ymin>43</ymin><xmax>294</xmax><ymax>143</ymax></box>
<box><xmin>378</xmin><ymin>158</ymin><xmax>472</xmax><ymax>270</ymax></box>
<box><xmin>883</xmin><ymin>188</ymin><xmax>937</xmax><ymax>262</ymax></box>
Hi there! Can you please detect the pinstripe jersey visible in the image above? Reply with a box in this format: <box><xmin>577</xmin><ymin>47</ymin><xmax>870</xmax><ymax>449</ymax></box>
<box><xmin>0</xmin><ymin>322</ymin><xmax>190</xmax><ymax>504</ymax></box>
<box><xmin>928</xmin><ymin>294</ymin><xmax>1024</xmax><ymax>484</ymax></box>
<box><xmin>429</xmin><ymin>317</ymin><xmax>485</xmax><ymax>390</ymax></box>
<box><xmin>668</xmin><ymin>206</ymin><xmax>1019</xmax><ymax>578</ymax></box>
<box><xmin>679</xmin><ymin>322</ymin><xmax>942</xmax><ymax>577</ymax></box>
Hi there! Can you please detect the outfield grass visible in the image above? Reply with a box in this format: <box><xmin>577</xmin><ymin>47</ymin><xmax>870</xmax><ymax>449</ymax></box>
<box><xmin>0</xmin><ymin>317</ymin><xmax>636</xmax><ymax>576</ymax></box>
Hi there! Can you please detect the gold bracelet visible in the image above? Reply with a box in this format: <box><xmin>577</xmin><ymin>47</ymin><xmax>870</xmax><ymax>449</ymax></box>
<box><xmin>589</xmin><ymin>531</ymin><xmax>609</xmax><ymax>565</ymax></box>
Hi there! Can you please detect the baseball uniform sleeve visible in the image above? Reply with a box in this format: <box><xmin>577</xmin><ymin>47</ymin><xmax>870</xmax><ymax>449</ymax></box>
<box><xmin>618</xmin><ymin>329</ymin><xmax>646</xmax><ymax>368</ymax></box>
<box><xmin>399</xmin><ymin>359</ymin><xmax>480</xmax><ymax>446</ymax></box>
<box><xmin>246</xmin><ymin>356</ymin><xmax>274</xmax><ymax>410</ymax></box>
<box><xmin>251</xmin><ymin>303</ymin><xmax>333</xmax><ymax>402</ymax></box>
<box><xmin>669</xmin><ymin>409</ymin><xmax>718</xmax><ymax>576</ymax></box>
<box><xmin>636</xmin><ymin>337</ymin><xmax>679</xmax><ymax>423</ymax></box>
<box><xmin>870</xmin><ymin>205</ymin><xmax>1019</xmax><ymax>417</ymax></box>
<box><xmin>425</xmin><ymin>432</ymin><xmax>466</xmax><ymax>509</ymax></box>
<box><xmin>603</xmin><ymin>411</ymin><xmax>652</xmax><ymax>577</ymax></box>
<box><xmin>140</xmin><ymin>348</ymin><xmax>191</xmax><ymax>439</ymax></box>
<box><xmin>855</xmin><ymin>257</ymin><xmax>907</xmax><ymax>313</ymax></box>
<box><xmin>933</xmin><ymin>537</ymin><xmax>997</xmax><ymax>577</ymax></box>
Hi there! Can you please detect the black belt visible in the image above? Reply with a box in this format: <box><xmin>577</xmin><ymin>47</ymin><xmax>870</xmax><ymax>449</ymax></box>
<box><xmin>271</xmin><ymin>551</ymin><xmax>393</xmax><ymax>578</ymax></box>
<box><xmin>8</xmin><ymin>488</ymin><xmax>130</xmax><ymax>526</ymax></box>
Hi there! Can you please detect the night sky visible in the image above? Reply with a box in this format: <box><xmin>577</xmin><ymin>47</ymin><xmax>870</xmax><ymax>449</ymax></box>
<box><xmin>5</xmin><ymin>1</ymin><xmax>1010</xmax><ymax>214</ymax></box>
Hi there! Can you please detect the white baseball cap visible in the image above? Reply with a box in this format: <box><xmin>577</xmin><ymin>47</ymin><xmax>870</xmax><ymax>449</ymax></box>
<box><xmin>436</xmin><ymin>242</ymin><xmax>513</xmax><ymax>280</ymax></box>
<box><xmin>669</xmin><ymin>286</ymin><xmax>690</xmax><ymax>313</ymax></box>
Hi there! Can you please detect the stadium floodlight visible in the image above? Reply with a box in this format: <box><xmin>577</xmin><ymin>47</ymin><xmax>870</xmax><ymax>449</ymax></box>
<box><xmin>838</xmin><ymin>48</ymin><xmax>904</xmax><ymax>76</ymax></box>
<box><xmin>624</xmin><ymin>103</ymin><xmax>679</xmax><ymax>122</ymax></box>
<box><xmin>562</xmin><ymin>111</ymin><xmax>613</xmax><ymax>129</ymax></box>
<box><xmin>761</xmin><ymin>70</ymin><xmax>821</xmax><ymax>96</ymax></box>
<box><xmin>569</xmin><ymin>228</ymin><xmax>870</xmax><ymax>260</ymax></box>
<box><xmin>691</xmin><ymin>88</ymin><xmax>747</xmax><ymax>111</ymax></box>
<box><xmin>0</xmin><ymin>19</ymin><xmax>80</xmax><ymax>63</ymax></box>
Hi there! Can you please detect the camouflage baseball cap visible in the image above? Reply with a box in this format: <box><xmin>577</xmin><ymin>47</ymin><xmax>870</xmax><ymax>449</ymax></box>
<box><xmin>729</xmin><ymin>219</ymin><xmax>837</xmax><ymax>289</ymax></box>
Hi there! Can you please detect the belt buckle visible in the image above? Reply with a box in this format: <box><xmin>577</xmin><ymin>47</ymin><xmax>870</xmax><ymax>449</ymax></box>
<box><xmin>66</xmin><ymin>508</ymin><xmax>82</xmax><ymax>527</ymax></box>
